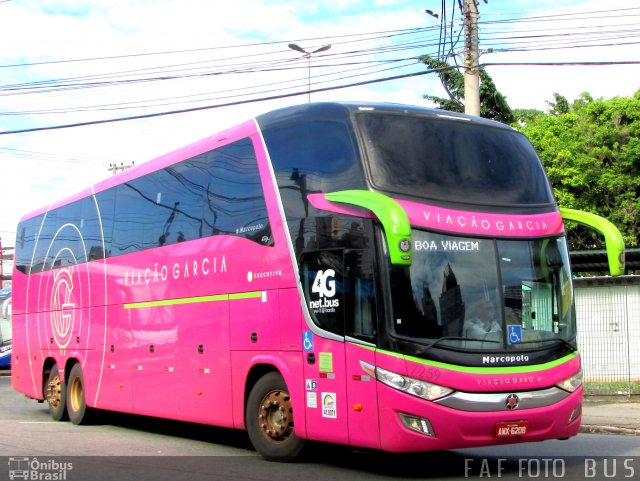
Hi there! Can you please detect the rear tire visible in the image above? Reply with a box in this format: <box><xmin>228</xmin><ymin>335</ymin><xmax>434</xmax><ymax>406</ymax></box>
<box><xmin>45</xmin><ymin>365</ymin><xmax>67</xmax><ymax>421</ymax></box>
<box><xmin>245</xmin><ymin>372</ymin><xmax>305</xmax><ymax>461</ymax></box>
<box><xmin>66</xmin><ymin>363</ymin><xmax>93</xmax><ymax>425</ymax></box>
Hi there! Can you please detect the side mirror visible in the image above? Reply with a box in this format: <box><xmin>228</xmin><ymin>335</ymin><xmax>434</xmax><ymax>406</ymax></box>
<box><xmin>559</xmin><ymin>208</ymin><xmax>625</xmax><ymax>276</ymax></box>
<box><xmin>312</xmin><ymin>190</ymin><xmax>412</xmax><ymax>266</ymax></box>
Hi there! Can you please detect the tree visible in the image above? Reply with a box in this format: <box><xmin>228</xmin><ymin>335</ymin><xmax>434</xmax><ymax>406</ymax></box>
<box><xmin>420</xmin><ymin>55</ymin><xmax>514</xmax><ymax>123</ymax></box>
<box><xmin>515</xmin><ymin>91</ymin><xmax>640</xmax><ymax>250</ymax></box>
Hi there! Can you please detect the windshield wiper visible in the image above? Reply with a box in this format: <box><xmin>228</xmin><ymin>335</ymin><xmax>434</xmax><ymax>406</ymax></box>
<box><xmin>419</xmin><ymin>336</ymin><xmax>500</xmax><ymax>354</ymax></box>
<box><xmin>515</xmin><ymin>338</ymin><xmax>577</xmax><ymax>350</ymax></box>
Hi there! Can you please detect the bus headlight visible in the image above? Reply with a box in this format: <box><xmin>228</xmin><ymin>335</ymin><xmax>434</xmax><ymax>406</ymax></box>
<box><xmin>556</xmin><ymin>370</ymin><xmax>583</xmax><ymax>392</ymax></box>
<box><xmin>375</xmin><ymin>366</ymin><xmax>454</xmax><ymax>401</ymax></box>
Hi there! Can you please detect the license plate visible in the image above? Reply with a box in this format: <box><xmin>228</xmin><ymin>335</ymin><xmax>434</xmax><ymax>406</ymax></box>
<box><xmin>495</xmin><ymin>420</ymin><xmax>528</xmax><ymax>437</ymax></box>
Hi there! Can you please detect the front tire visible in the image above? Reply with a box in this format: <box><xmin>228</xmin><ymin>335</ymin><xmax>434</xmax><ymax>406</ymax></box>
<box><xmin>66</xmin><ymin>363</ymin><xmax>93</xmax><ymax>425</ymax></box>
<box><xmin>45</xmin><ymin>364</ymin><xmax>67</xmax><ymax>421</ymax></box>
<box><xmin>245</xmin><ymin>372</ymin><xmax>305</xmax><ymax>461</ymax></box>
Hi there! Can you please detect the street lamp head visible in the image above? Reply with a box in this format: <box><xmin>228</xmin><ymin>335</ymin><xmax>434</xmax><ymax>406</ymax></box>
<box><xmin>288</xmin><ymin>43</ymin><xmax>307</xmax><ymax>54</ymax></box>
<box><xmin>425</xmin><ymin>9</ymin><xmax>439</xmax><ymax>19</ymax></box>
<box><xmin>312</xmin><ymin>44</ymin><xmax>331</xmax><ymax>54</ymax></box>
<box><xmin>288</xmin><ymin>43</ymin><xmax>331</xmax><ymax>56</ymax></box>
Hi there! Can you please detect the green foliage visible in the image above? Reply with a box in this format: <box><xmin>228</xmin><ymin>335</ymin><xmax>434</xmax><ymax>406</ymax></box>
<box><xmin>420</xmin><ymin>55</ymin><xmax>465</xmax><ymax>112</ymax></box>
<box><xmin>420</xmin><ymin>55</ymin><xmax>514</xmax><ymax>123</ymax></box>
<box><xmin>514</xmin><ymin>91</ymin><xmax>640</xmax><ymax>250</ymax></box>
<box><xmin>418</xmin><ymin>52</ymin><xmax>637</xmax><ymax>251</ymax></box>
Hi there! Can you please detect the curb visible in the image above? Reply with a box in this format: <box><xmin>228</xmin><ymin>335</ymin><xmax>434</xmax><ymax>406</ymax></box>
<box><xmin>579</xmin><ymin>424</ymin><xmax>640</xmax><ymax>436</ymax></box>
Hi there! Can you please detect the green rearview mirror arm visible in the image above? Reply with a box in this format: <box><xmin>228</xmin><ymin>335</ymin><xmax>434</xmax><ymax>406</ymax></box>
<box><xmin>325</xmin><ymin>190</ymin><xmax>412</xmax><ymax>265</ymax></box>
<box><xmin>559</xmin><ymin>207</ymin><xmax>625</xmax><ymax>276</ymax></box>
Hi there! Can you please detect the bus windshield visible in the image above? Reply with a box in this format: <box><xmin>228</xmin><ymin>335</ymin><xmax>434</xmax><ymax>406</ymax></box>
<box><xmin>389</xmin><ymin>230</ymin><xmax>576</xmax><ymax>351</ymax></box>
<box><xmin>357</xmin><ymin>112</ymin><xmax>555</xmax><ymax>207</ymax></box>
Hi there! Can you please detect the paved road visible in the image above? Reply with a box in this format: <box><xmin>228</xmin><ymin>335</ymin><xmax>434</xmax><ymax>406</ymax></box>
<box><xmin>2</xmin><ymin>376</ymin><xmax>639</xmax><ymax>481</ymax></box>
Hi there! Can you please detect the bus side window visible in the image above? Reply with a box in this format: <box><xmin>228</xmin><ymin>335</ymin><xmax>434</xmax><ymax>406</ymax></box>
<box><xmin>300</xmin><ymin>248</ymin><xmax>378</xmax><ymax>342</ymax></box>
<box><xmin>344</xmin><ymin>249</ymin><xmax>377</xmax><ymax>342</ymax></box>
<box><xmin>202</xmin><ymin>138</ymin><xmax>272</xmax><ymax>245</ymax></box>
<box><xmin>15</xmin><ymin>216</ymin><xmax>42</xmax><ymax>274</ymax></box>
<box><xmin>94</xmin><ymin>188</ymin><xmax>116</xmax><ymax>258</ymax></box>
<box><xmin>300</xmin><ymin>250</ymin><xmax>345</xmax><ymax>336</ymax></box>
<box><xmin>80</xmin><ymin>196</ymin><xmax>107</xmax><ymax>261</ymax></box>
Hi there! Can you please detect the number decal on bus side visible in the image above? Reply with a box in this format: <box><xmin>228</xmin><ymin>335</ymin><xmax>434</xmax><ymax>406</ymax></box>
<box><xmin>409</xmin><ymin>365</ymin><xmax>441</xmax><ymax>382</ymax></box>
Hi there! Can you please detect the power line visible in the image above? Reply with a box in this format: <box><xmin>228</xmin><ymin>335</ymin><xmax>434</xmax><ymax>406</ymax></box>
<box><xmin>3</xmin><ymin>59</ymin><xmax>639</xmax><ymax>137</ymax></box>
<box><xmin>484</xmin><ymin>60</ymin><xmax>640</xmax><ymax>67</ymax></box>
<box><xmin>1</xmin><ymin>58</ymin><xmax>422</xmax><ymax>116</ymax></box>
<box><xmin>0</xmin><ymin>5</ymin><xmax>638</xmax><ymax>128</ymax></box>
<box><xmin>0</xmin><ymin>27</ymin><xmax>436</xmax><ymax>69</ymax></box>
<box><xmin>0</xmin><ymin>146</ymin><xmax>119</xmax><ymax>164</ymax></box>
<box><xmin>0</xmin><ymin>67</ymin><xmax>447</xmax><ymax>136</ymax></box>
<box><xmin>0</xmin><ymin>21</ymin><xmax>633</xmax><ymax>98</ymax></box>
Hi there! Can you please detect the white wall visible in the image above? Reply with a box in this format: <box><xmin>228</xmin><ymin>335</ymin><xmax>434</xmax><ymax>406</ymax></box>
<box><xmin>575</xmin><ymin>279</ymin><xmax>640</xmax><ymax>389</ymax></box>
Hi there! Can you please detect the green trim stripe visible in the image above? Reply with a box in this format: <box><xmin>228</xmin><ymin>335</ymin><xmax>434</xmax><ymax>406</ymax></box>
<box><xmin>357</xmin><ymin>343</ymin><xmax>579</xmax><ymax>374</ymax></box>
<box><xmin>124</xmin><ymin>290</ymin><xmax>263</xmax><ymax>309</ymax></box>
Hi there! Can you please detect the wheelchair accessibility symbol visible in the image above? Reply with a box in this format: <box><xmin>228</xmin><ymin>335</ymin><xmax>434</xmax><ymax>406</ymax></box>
<box><xmin>303</xmin><ymin>331</ymin><xmax>314</xmax><ymax>351</ymax></box>
<box><xmin>508</xmin><ymin>325</ymin><xmax>523</xmax><ymax>345</ymax></box>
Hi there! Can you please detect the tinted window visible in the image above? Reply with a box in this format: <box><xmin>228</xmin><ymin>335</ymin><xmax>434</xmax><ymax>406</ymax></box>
<box><xmin>301</xmin><ymin>250</ymin><xmax>345</xmax><ymax>336</ymax></box>
<box><xmin>164</xmin><ymin>161</ymin><xmax>208</xmax><ymax>241</ymax></box>
<box><xmin>263</xmin><ymin>121</ymin><xmax>365</xmax><ymax>255</ymax></box>
<box><xmin>16</xmin><ymin>195</ymin><xmax>107</xmax><ymax>274</ymax></box>
<box><xmin>15</xmin><ymin>216</ymin><xmax>42</xmax><ymax>274</ymax></box>
<box><xmin>17</xmin><ymin>137</ymin><xmax>272</xmax><ymax>274</ymax></box>
<box><xmin>94</xmin><ymin>188</ymin><xmax>115</xmax><ymax>258</ymax></box>
<box><xmin>344</xmin><ymin>248</ymin><xmax>377</xmax><ymax>342</ymax></box>
<box><xmin>109</xmin><ymin>137</ymin><xmax>271</xmax><ymax>255</ymax></box>
<box><xmin>358</xmin><ymin>113</ymin><xmax>555</xmax><ymax>207</ymax></box>
<box><xmin>265</xmin><ymin>120</ymin><xmax>361</xmax><ymax>192</ymax></box>
<box><xmin>112</xmin><ymin>180</ymin><xmax>154</xmax><ymax>255</ymax></box>
<box><xmin>389</xmin><ymin>231</ymin><xmax>576</xmax><ymax>350</ymax></box>
<box><xmin>81</xmin><ymin>196</ymin><xmax>109</xmax><ymax>261</ymax></box>
<box><xmin>300</xmin><ymin>247</ymin><xmax>378</xmax><ymax>341</ymax></box>
<box><xmin>47</xmin><ymin>201</ymin><xmax>83</xmax><ymax>268</ymax></box>
<box><xmin>201</xmin><ymin>138</ymin><xmax>271</xmax><ymax>244</ymax></box>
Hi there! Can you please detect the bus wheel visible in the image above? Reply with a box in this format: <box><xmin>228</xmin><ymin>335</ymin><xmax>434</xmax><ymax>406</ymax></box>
<box><xmin>246</xmin><ymin>372</ymin><xmax>305</xmax><ymax>461</ymax></box>
<box><xmin>66</xmin><ymin>363</ymin><xmax>92</xmax><ymax>425</ymax></box>
<box><xmin>45</xmin><ymin>365</ymin><xmax>67</xmax><ymax>421</ymax></box>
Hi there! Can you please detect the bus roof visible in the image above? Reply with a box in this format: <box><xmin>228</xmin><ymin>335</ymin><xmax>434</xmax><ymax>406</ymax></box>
<box><xmin>256</xmin><ymin>101</ymin><xmax>514</xmax><ymax>131</ymax></box>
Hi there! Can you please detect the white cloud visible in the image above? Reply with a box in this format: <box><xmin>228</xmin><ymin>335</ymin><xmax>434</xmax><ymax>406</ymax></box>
<box><xmin>483</xmin><ymin>0</ymin><xmax>640</xmax><ymax>110</ymax></box>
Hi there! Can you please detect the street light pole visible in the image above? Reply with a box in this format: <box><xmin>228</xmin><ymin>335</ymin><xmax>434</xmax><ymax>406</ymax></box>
<box><xmin>288</xmin><ymin>43</ymin><xmax>331</xmax><ymax>102</ymax></box>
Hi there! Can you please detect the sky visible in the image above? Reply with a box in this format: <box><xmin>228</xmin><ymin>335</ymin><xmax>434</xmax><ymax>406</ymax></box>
<box><xmin>0</xmin><ymin>0</ymin><xmax>639</xmax><ymax>272</ymax></box>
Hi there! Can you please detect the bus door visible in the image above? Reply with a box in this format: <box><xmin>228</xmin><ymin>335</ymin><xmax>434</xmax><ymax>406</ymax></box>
<box><xmin>300</xmin><ymin>249</ymin><xmax>380</xmax><ymax>449</ymax></box>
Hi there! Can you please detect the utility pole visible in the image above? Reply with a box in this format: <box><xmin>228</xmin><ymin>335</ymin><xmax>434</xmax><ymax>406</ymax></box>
<box><xmin>463</xmin><ymin>0</ymin><xmax>480</xmax><ymax>116</ymax></box>
<box><xmin>109</xmin><ymin>162</ymin><xmax>135</xmax><ymax>175</ymax></box>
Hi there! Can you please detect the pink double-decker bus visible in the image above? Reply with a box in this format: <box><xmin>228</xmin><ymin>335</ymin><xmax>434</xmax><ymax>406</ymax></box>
<box><xmin>11</xmin><ymin>102</ymin><xmax>624</xmax><ymax>460</ymax></box>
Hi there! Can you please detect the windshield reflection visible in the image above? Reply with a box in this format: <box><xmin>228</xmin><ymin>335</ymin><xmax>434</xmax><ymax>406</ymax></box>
<box><xmin>389</xmin><ymin>231</ymin><xmax>576</xmax><ymax>351</ymax></box>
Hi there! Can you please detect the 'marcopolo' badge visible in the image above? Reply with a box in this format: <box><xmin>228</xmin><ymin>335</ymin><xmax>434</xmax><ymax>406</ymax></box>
<box><xmin>505</xmin><ymin>393</ymin><xmax>520</xmax><ymax>410</ymax></box>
